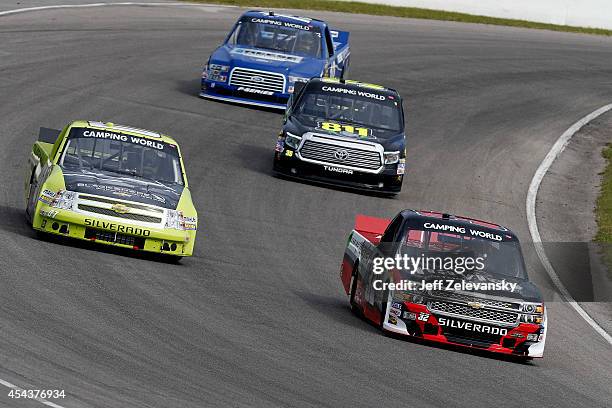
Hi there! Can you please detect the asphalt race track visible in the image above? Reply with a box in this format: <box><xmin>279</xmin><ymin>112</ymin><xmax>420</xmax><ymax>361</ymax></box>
<box><xmin>1</xmin><ymin>3</ymin><xmax>611</xmax><ymax>407</ymax></box>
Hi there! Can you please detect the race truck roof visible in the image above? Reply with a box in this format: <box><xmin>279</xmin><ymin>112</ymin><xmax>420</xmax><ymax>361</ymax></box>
<box><xmin>356</xmin><ymin>209</ymin><xmax>517</xmax><ymax>245</ymax></box>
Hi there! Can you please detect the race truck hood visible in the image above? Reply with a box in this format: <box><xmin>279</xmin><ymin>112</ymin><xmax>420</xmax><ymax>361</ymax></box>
<box><xmin>411</xmin><ymin>270</ymin><xmax>543</xmax><ymax>303</ymax></box>
<box><xmin>287</xmin><ymin>115</ymin><xmax>405</xmax><ymax>150</ymax></box>
<box><xmin>62</xmin><ymin>168</ymin><xmax>183</xmax><ymax>210</ymax></box>
<box><xmin>212</xmin><ymin>45</ymin><xmax>325</xmax><ymax>78</ymax></box>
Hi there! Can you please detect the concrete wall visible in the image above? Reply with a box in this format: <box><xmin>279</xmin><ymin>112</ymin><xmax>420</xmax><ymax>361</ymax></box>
<box><xmin>361</xmin><ymin>0</ymin><xmax>612</xmax><ymax>30</ymax></box>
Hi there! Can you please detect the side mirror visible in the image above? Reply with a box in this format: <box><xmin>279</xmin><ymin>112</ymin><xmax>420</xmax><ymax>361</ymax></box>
<box><xmin>38</xmin><ymin>127</ymin><xmax>61</xmax><ymax>143</ymax></box>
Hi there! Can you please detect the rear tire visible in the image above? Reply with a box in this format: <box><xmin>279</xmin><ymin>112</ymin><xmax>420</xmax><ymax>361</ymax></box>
<box><xmin>349</xmin><ymin>267</ymin><xmax>360</xmax><ymax>315</ymax></box>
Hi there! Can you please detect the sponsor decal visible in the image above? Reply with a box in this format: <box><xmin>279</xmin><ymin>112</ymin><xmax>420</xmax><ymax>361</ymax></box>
<box><xmin>321</xmin><ymin>86</ymin><xmax>386</xmax><ymax>101</ymax></box>
<box><xmin>403</xmin><ymin>311</ymin><xmax>416</xmax><ymax>320</ymax></box>
<box><xmin>397</xmin><ymin>162</ymin><xmax>405</xmax><ymax>175</ymax></box>
<box><xmin>437</xmin><ymin>317</ymin><xmax>508</xmax><ymax>336</ymax></box>
<box><xmin>39</xmin><ymin>209</ymin><xmax>58</xmax><ymax>219</ymax></box>
<box><xmin>422</xmin><ymin>222</ymin><xmax>503</xmax><ymax>242</ymax></box>
<box><xmin>275</xmin><ymin>138</ymin><xmax>285</xmax><ymax>153</ymax></box>
<box><xmin>232</xmin><ymin>48</ymin><xmax>303</xmax><ymax>63</ymax></box>
<box><xmin>389</xmin><ymin>308</ymin><xmax>401</xmax><ymax>317</ymax></box>
<box><xmin>387</xmin><ymin>315</ymin><xmax>397</xmax><ymax>325</ymax></box>
<box><xmin>250</xmin><ymin>17</ymin><xmax>312</xmax><ymax>31</ymax></box>
<box><xmin>323</xmin><ymin>165</ymin><xmax>353</xmax><ymax>175</ymax></box>
<box><xmin>38</xmin><ymin>189</ymin><xmax>56</xmax><ymax>205</ymax></box>
<box><xmin>349</xmin><ymin>234</ymin><xmax>363</xmax><ymax>257</ymax></box>
<box><xmin>84</xmin><ymin>218</ymin><xmax>151</xmax><ymax>236</ymax></box>
<box><xmin>237</xmin><ymin>86</ymin><xmax>274</xmax><ymax>96</ymax></box>
<box><xmin>182</xmin><ymin>216</ymin><xmax>197</xmax><ymax>231</ymax></box>
<box><xmin>81</xmin><ymin>130</ymin><xmax>164</xmax><ymax>150</ymax></box>
<box><xmin>391</xmin><ymin>301</ymin><xmax>402</xmax><ymax>309</ymax></box>
<box><xmin>76</xmin><ymin>183</ymin><xmax>166</xmax><ymax>204</ymax></box>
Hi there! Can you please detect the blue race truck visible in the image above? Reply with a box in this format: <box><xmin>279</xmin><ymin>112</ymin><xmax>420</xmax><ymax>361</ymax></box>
<box><xmin>200</xmin><ymin>10</ymin><xmax>350</xmax><ymax>110</ymax></box>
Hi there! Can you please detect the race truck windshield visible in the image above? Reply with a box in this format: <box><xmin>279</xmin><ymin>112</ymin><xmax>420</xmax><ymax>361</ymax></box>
<box><xmin>59</xmin><ymin>128</ymin><xmax>184</xmax><ymax>186</ymax></box>
<box><xmin>294</xmin><ymin>84</ymin><xmax>403</xmax><ymax>133</ymax></box>
<box><xmin>230</xmin><ymin>18</ymin><xmax>322</xmax><ymax>58</ymax></box>
<box><xmin>397</xmin><ymin>227</ymin><xmax>528</xmax><ymax>280</ymax></box>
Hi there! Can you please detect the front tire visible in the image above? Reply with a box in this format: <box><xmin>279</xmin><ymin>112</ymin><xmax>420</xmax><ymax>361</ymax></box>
<box><xmin>379</xmin><ymin>283</ymin><xmax>390</xmax><ymax>331</ymax></box>
<box><xmin>165</xmin><ymin>255</ymin><xmax>183</xmax><ymax>264</ymax></box>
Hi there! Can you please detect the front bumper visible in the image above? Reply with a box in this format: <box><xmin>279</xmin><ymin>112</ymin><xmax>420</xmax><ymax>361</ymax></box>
<box><xmin>384</xmin><ymin>301</ymin><xmax>546</xmax><ymax>358</ymax></box>
<box><xmin>33</xmin><ymin>205</ymin><xmax>195</xmax><ymax>257</ymax></box>
<box><xmin>273</xmin><ymin>147</ymin><xmax>403</xmax><ymax>194</ymax></box>
<box><xmin>200</xmin><ymin>80</ymin><xmax>288</xmax><ymax>110</ymax></box>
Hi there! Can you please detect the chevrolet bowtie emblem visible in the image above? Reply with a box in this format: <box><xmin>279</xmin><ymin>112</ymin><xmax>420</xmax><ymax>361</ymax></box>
<box><xmin>467</xmin><ymin>302</ymin><xmax>483</xmax><ymax>309</ymax></box>
<box><xmin>111</xmin><ymin>203</ymin><xmax>130</xmax><ymax>214</ymax></box>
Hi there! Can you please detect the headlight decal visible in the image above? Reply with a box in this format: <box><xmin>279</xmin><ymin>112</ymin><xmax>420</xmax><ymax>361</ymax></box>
<box><xmin>49</xmin><ymin>190</ymin><xmax>76</xmax><ymax>210</ymax></box>
<box><xmin>384</xmin><ymin>151</ymin><xmax>400</xmax><ymax>164</ymax></box>
<box><xmin>284</xmin><ymin>132</ymin><xmax>302</xmax><ymax>150</ymax></box>
<box><xmin>165</xmin><ymin>210</ymin><xmax>197</xmax><ymax>231</ymax></box>
<box><xmin>206</xmin><ymin>64</ymin><xmax>230</xmax><ymax>82</ymax></box>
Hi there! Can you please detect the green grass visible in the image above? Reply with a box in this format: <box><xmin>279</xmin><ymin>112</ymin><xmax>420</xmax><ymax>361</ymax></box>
<box><xmin>596</xmin><ymin>144</ymin><xmax>612</xmax><ymax>242</ymax></box>
<box><xmin>595</xmin><ymin>144</ymin><xmax>612</xmax><ymax>274</ymax></box>
<box><xmin>185</xmin><ymin>0</ymin><xmax>612</xmax><ymax>36</ymax></box>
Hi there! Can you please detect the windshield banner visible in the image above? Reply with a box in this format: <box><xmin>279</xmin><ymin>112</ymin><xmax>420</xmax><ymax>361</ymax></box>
<box><xmin>68</xmin><ymin>127</ymin><xmax>171</xmax><ymax>152</ymax></box>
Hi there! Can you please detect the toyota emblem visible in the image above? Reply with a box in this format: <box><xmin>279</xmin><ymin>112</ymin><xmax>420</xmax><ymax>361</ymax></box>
<box><xmin>334</xmin><ymin>149</ymin><xmax>350</xmax><ymax>161</ymax></box>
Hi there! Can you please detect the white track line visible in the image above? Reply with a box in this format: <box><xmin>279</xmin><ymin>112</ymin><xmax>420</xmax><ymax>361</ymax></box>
<box><xmin>0</xmin><ymin>1</ymin><xmax>235</xmax><ymax>17</ymax></box>
<box><xmin>527</xmin><ymin>103</ymin><xmax>612</xmax><ymax>345</ymax></box>
<box><xmin>0</xmin><ymin>379</ymin><xmax>66</xmax><ymax>408</ymax></box>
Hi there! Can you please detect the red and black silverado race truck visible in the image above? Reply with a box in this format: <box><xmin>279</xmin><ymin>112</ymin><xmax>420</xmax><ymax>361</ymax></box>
<box><xmin>340</xmin><ymin>209</ymin><xmax>547</xmax><ymax>359</ymax></box>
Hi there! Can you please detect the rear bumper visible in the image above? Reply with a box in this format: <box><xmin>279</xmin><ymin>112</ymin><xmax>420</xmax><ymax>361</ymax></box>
<box><xmin>200</xmin><ymin>80</ymin><xmax>288</xmax><ymax>110</ymax></box>
<box><xmin>33</xmin><ymin>206</ymin><xmax>195</xmax><ymax>257</ymax></box>
<box><xmin>384</xmin><ymin>302</ymin><xmax>546</xmax><ymax>358</ymax></box>
<box><xmin>273</xmin><ymin>149</ymin><xmax>403</xmax><ymax>194</ymax></box>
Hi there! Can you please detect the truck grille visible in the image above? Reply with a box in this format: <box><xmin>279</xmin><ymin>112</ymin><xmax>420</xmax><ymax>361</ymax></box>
<box><xmin>84</xmin><ymin>228</ymin><xmax>145</xmax><ymax>248</ymax></box>
<box><xmin>78</xmin><ymin>195</ymin><xmax>163</xmax><ymax>213</ymax></box>
<box><xmin>229</xmin><ymin>68</ymin><xmax>285</xmax><ymax>93</ymax></box>
<box><xmin>430</xmin><ymin>291</ymin><xmax>520</xmax><ymax>310</ymax></box>
<box><xmin>299</xmin><ymin>137</ymin><xmax>383</xmax><ymax>173</ymax></box>
<box><xmin>429</xmin><ymin>301</ymin><xmax>518</xmax><ymax>325</ymax></box>
<box><xmin>443</xmin><ymin>324</ymin><xmax>503</xmax><ymax>348</ymax></box>
<box><xmin>78</xmin><ymin>204</ymin><xmax>162</xmax><ymax>224</ymax></box>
